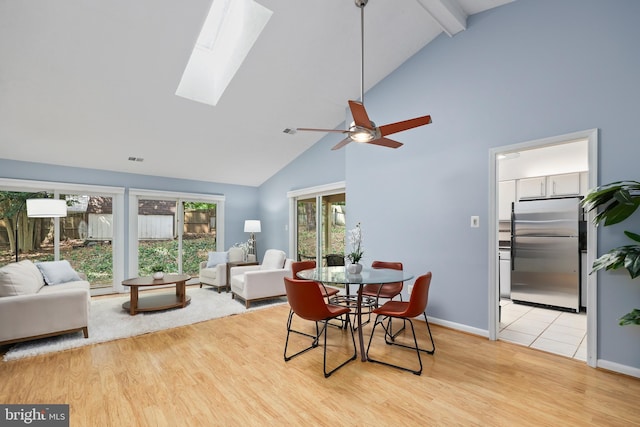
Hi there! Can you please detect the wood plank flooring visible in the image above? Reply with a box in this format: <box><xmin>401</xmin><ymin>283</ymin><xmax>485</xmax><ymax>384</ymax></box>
<box><xmin>1</xmin><ymin>298</ymin><xmax>639</xmax><ymax>426</ymax></box>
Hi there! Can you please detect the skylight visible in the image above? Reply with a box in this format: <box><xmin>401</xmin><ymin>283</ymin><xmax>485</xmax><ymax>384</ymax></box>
<box><xmin>176</xmin><ymin>0</ymin><xmax>273</xmax><ymax>106</ymax></box>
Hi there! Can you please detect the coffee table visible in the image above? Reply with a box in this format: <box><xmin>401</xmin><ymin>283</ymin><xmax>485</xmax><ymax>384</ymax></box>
<box><xmin>121</xmin><ymin>274</ymin><xmax>191</xmax><ymax>315</ymax></box>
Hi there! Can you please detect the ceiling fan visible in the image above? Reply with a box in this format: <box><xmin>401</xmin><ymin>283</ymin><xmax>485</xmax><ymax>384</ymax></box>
<box><xmin>296</xmin><ymin>0</ymin><xmax>432</xmax><ymax>151</ymax></box>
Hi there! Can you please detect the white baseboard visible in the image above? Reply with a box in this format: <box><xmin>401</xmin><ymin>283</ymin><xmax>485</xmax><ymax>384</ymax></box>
<box><xmin>597</xmin><ymin>359</ymin><xmax>640</xmax><ymax>379</ymax></box>
<box><xmin>427</xmin><ymin>316</ymin><xmax>489</xmax><ymax>338</ymax></box>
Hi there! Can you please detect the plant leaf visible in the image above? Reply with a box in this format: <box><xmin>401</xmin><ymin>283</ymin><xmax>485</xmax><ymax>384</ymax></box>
<box><xmin>619</xmin><ymin>308</ymin><xmax>640</xmax><ymax>326</ymax></box>
<box><xmin>624</xmin><ymin>230</ymin><xmax>640</xmax><ymax>243</ymax></box>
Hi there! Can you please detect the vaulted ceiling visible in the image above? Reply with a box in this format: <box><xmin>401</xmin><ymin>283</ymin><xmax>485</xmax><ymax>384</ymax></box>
<box><xmin>0</xmin><ymin>0</ymin><xmax>512</xmax><ymax>186</ymax></box>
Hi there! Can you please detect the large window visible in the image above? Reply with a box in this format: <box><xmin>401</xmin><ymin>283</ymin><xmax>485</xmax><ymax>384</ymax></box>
<box><xmin>0</xmin><ymin>179</ymin><xmax>124</xmax><ymax>296</ymax></box>
<box><xmin>129</xmin><ymin>189</ymin><xmax>225</xmax><ymax>281</ymax></box>
<box><xmin>289</xmin><ymin>183</ymin><xmax>346</xmax><ymax>266</ymax></box>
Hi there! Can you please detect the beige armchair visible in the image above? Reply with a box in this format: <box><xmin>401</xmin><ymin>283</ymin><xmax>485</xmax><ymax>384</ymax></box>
<box><xmin>230</xmin><ymin>249</ymin><xmax>293</xmax><ymax>308</ymax></box>
<box><xmin>199</xmin><ymin>247</ymin><xmax>245</xmax><ymax>292</ymax></box>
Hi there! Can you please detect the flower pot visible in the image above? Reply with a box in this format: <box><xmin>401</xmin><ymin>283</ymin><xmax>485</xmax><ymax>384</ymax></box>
<box><xmin>152</xmin><ymin>272</ymin><xmax>164</xmax><ymax>280</ymax></box>
<box><xmin>347</xmin><ymin>263</ymin><xmax>362</xmax><ymax>274</ymax></box>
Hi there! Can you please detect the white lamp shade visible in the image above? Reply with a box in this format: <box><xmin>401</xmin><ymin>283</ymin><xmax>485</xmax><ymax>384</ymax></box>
<box><xmin>244</xmin><ymin>220</ymin><xmax>261</xmax><ymax>233</ymax></box>
<box><xmin>26</xmin><ymin>199</ymin><xmax>68</xmax><ymax>218</ymax></box>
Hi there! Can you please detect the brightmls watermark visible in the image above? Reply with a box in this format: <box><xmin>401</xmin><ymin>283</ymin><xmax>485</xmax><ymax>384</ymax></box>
<box><xmin>0</xmin><ymin>405</ymin><xmax>69</xmax><ymax>426</ymax></box>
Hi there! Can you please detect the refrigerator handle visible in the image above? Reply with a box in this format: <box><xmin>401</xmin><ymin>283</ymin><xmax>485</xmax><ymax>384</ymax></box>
<box><xmin>510</xmin><ymin>202</ymin><xmax>515</xmax><ymax>271</ymax></box>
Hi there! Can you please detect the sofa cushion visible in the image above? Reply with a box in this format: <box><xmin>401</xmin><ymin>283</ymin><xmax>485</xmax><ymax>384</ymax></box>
<box><xmin>0</xmin><ymin>260</ymin><xmax>45</xmax><ymax>297</ymax></box>
<box><xmin>260</xmin><ymin>250</ymin><xmax>286</xmax><ymax>270</ymax></box>
<box><xmin>36</xmin><ymin>260</ymin><xmax>82</xmax><ymax>285</ymax></box>
<box><xmin>206</xmin><ymin>251</ymin><xmax>228</xmax><ymax>268</ymax></box>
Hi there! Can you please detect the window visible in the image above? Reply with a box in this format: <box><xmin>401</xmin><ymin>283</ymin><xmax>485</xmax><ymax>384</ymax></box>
<box><xmin>0</xmin><ymin>179</ymin><xmax>124</xmax><ymax>296</ymax></box>
<box><xmin>288</xmin><ymin>182</ymin><xmax>346</xmax><ymax>265</ymax></box>
<box><xmin>129</xmin><ymin>189</ymin><xmax>225</xmax><ymax>282</ymax></box>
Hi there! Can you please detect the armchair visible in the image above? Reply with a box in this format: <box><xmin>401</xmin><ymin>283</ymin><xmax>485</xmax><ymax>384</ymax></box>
<box><xmin>230</xmin><ymin>249</ymin><xmax>293</xmax><ymax>308</ymax></box>
<box><xmin>199</xmin><ymin>247</ymin><xmax>245</xmax><ymax>292</ymax></box>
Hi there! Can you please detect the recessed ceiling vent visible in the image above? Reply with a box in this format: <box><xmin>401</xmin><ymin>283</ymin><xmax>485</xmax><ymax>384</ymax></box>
<box><xmin>128</xmin><ymin>157</ymin><xmax>144</xmax><ymax>162</ymax></box>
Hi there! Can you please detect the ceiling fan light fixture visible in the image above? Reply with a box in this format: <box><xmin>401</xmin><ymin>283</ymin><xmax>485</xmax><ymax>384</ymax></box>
<box><xmin>349</xmin><ymin>123</ymin><xmax>376</xmax><ymax>142</ymax></box>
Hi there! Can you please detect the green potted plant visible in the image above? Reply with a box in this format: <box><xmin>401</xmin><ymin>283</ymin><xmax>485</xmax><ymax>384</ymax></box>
<box><xmin>582</xmin><ymin>180</ymin><xmax>640</xmax><ymax>325</ymax></box>
<box><xmin>151</xmin><ymin>264</ymin><xmax>165</xmax><ymax>280</ymax></box>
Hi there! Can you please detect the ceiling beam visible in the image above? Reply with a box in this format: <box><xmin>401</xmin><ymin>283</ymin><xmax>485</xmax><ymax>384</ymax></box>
<box><xmin>416</xmin><ymin>0</ymin><xmax>467</xmax><ymax>37</ymax></box>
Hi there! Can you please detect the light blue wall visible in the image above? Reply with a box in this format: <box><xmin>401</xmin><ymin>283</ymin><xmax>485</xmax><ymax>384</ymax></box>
<box><xmin>0</xmin><ymin>159</ymin><xmax>259</xmax><ymax>272</ymax></box>
<box><xmin>260</xmin><ymin>0</ymin><xmax>640</xmax><ymax>370</ymax></box>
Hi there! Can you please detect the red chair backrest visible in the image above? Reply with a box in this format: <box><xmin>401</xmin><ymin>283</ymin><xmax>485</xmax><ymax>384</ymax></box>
<box><xmin>284</xmin><ymin>277</ymin><xmax>333</xmax><ymax>322</ymax></box>
<box><xmin>403</xmin><ymin>273</ymin><xmax>433</xmax><ymax>318</ymax></box>
<box><xmin>369</xmin><ymin>260</ymin><xmax>403</xmax><ymax>294</ymax></box>
<box><xmin>291</xmin><ymin>260</ymin><xmax>316</xmax><ymax>278</ymax></box>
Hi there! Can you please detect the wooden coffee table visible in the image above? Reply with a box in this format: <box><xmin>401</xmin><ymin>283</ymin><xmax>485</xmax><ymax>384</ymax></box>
<box><xmin>122</xmin><ymin>274</ymin><xmax>191</xmax><ymax>315</ymax></box>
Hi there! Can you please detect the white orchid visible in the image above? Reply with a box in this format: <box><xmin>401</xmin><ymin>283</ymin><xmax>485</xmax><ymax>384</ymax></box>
<box><xmin>346</xmin><ymin>222</ymin><xmax>364</xmax><ymax>264</ymax></box>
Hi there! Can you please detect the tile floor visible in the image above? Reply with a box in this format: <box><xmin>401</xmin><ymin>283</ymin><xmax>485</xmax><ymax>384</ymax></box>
<box><xmin>499</xmin><ymin>299</ymin><xmax>587</xmax><ymax>361</ymax></box>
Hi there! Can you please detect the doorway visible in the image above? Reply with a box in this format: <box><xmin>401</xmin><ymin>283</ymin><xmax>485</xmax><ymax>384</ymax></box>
<box><xmin>287</xmin><ymin>182</ymin><xmax>346</xmax><ymax>266</ymax></box>
<box><xmin>488</xmin><ymin>129</ymin><xmax>598</xmax><ymax>367</ymax></box>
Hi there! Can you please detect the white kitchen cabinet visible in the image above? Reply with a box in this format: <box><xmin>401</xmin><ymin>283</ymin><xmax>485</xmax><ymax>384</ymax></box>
<box><xmin>549</xmin><ymin>173</ymin><xmax>580</xmax><ymax>197</ymax></box>
<box><xmin>498</xmin><ymin>180</ymin><xmax>516</xmax><ymax>220</ymax></box>
<box><xmin>518</xmin><ymin>176</ymin><xmax>546</xmax><ymax>199</ymax></box>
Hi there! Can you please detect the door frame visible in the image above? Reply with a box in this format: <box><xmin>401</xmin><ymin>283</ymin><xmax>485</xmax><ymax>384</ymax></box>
<box><xmin>127</xmin><ymin>188</ymin><xmax>225</xmax><ymax>291</ymax></box>
<box><xmin>488</xmin><ymin>128</ymin><xmax>598</xmax><ymax>368</ymax></box>
<box><xmin>287</xmin><ymin>181</ymin><xmax>346</xmax><ymax>262</ymax></box>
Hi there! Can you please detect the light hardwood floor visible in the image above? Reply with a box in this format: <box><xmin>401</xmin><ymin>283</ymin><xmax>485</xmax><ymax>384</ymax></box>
<box><xmin>1</xmin><ymin>298</ymin><xmax>639</xmax><ymax>426</ymax></box>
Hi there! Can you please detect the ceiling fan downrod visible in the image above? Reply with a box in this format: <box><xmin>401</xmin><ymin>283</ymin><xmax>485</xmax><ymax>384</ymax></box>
<box><xmin>355</xmin><ymin>0</ymin><xmax>367</xmax><ymax>104</ymax></box>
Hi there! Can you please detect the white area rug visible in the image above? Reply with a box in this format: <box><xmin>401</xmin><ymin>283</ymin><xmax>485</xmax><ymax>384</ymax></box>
<box><xmin>3</xmin><ymin>287</ymin><xmax>286</xmax><ymax>361</ymax></box>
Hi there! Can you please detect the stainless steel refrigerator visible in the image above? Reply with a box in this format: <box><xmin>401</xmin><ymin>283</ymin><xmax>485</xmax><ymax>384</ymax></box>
<box><xmin>511</xmin><ymin>197</ymin><xmax>580</xmax><ymax>312</ymax></box>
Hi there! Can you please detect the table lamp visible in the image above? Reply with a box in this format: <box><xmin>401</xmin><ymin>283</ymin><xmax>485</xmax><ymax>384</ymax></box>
<box><xmin>244</xmin><ymin>220</ymin><xmax>261</xmax><ymax>261</ymax></box>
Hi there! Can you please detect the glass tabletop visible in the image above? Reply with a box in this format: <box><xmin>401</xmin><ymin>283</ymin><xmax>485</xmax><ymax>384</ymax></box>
<box><xmin>296</xmin><ymin>266</ymin><xmax>413</xmax><ymax>284</ymax></box>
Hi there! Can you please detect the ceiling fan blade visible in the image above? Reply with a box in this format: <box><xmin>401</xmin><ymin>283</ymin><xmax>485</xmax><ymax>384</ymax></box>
<box><xmin>348</xmin><ymin>100</ymin><xmax>374</xmax><ymax>129</ymax></box>
<box><xmin>366</xmin><ymin>137</ymin><xmax>403</xmax><ymax>149</ymax></box>
<box><xmin>331</xmin><ymin>137</ymin><xmax>352</xmax><ymax>151</ymax></box>
<box><xmin>378</xmin><ymin>115</ymin><xmax>432</xmax><ymax>136</ymax></box>
<box><xmin>296</xmin><ymin>128</ymin><xmax>348</xmax><ymax>134</ymax></box>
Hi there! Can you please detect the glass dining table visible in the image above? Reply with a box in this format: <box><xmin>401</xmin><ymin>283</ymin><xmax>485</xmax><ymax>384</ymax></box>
<box><xmin>296</xmin><ymin>266</ymin><xmax>414</xmax><ymax>362</ymax></box>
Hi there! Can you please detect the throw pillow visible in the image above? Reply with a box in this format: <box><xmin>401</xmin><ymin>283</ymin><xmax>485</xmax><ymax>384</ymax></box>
<box><xmin>36</xmin><ymin>260</ymin><xmax>82</xmax><ymax>285</ymax></box>
<box><xmin>206</xmin><ymin>251</ymin><xmax>228</xmax><ymax>268</ymax></box>
<box><xmin>0</xmin><ymin>260</ymin><xmax>45</xmax><ymax>297</ymax></box>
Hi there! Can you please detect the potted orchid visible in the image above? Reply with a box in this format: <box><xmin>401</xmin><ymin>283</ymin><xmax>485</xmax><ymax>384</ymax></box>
<box><xmin>346</xmin><ymin>223</ymin><xmax>364</xmax><ymax>274</ymax></box>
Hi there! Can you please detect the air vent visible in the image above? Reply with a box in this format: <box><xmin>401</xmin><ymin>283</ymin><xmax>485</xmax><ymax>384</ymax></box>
<box><xmin>283</xmin><ymin>128</ymin><xmax>297</xmax><ymax>135</ymax></box>
<box><xmin>128</xmin><ymin>157</ymin><xmax>144</xmax><ymax>162</ymax></box>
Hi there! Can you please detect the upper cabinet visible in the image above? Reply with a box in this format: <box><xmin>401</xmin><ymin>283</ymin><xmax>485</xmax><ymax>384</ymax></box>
<box><xmin>518</xmin><ymin>176</ymin><xmax>546</xmax><ymax>199</ymax></box>
<box><xmin>513</xmin><ymin>172</ymin><xmax>585</xmax><ymax>201</ymax></box>
<box><xmin>549</xmin><ymin>173</ymin><xmax>580</xmax><ymax>197</ymax></box>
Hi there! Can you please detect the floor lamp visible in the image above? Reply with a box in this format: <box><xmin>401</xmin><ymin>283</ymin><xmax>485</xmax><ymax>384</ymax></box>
<box><xmin>244</xmin><ymin>220</ymin><xmax>261</xmax><ymax>262</ymax></box>
<box><xmin>14</xmin><ymin>197</ymin><xmax>67</xmax><ymax>262</ymax></box>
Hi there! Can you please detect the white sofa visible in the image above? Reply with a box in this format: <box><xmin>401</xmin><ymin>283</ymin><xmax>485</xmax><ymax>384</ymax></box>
<box><xmin>199</xmin><ymin>247</ymin><xmax>245</xmax><ymax>292</ymax></box>
<box><xmin>0</xmin><ymin>260</ymin><xmax>91</xmax><ymax>346</ymax></box>
<box><xmin>230</xmin><ymin>249</ymin><xmax>293</xmax><ymax>308</ymax></box>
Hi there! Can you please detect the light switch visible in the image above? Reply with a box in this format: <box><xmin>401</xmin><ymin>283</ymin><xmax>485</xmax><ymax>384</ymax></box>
<box><xmin>471</xmin><ymin>216</ymin><xmax>480</xmax><ymax>228</ymax></box>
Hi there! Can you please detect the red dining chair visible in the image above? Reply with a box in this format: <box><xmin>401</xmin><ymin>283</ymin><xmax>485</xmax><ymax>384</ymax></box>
<box><xmin>291</xmin><ymin>260</ymin><xmax>340</xmax><ymax>299</ymax></box>
<box><xmin>365</xmin><ymin>272</ymin><xmax>435</xmax><ymax>375</ymax></box>
<box><xmin>288</xmin><ymin>260</ymin><xmax>343</xmax><ymax>339</ymax></box>
<box><xmin>358</xmin><ymin>261</ymin><xmax>404</xmax><ymax>334</ymax></box>
<box><xmin>284</xmin><ymin>277</ymin><xmax>357</xmax><ymax>378</ymax></box>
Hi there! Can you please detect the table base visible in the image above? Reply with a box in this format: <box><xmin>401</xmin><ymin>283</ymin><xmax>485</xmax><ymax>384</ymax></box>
<box><xmin>122</xmin><ymin>294</ymin><xmax>191</xmax><ymax>314</ymax></box>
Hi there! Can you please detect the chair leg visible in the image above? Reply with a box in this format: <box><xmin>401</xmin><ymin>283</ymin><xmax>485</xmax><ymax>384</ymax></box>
<box><xmin>287</xmin><ymin>309</ymin><xmax>321</xmax><ymax>345</ymax></box>
<box><xmin>365</xmin><ymin>312</ymin><xmax>435</xmax><ymax>376</ymax></box>
<box><xmin>284</xmin><ymin>310</ymin><xmax>322</xmax><ymax>362</ymax></box>
<box><xmin>323</xmin><ymin>315</ymin><xmax>357</xmax><ymax>378</ymax></box>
